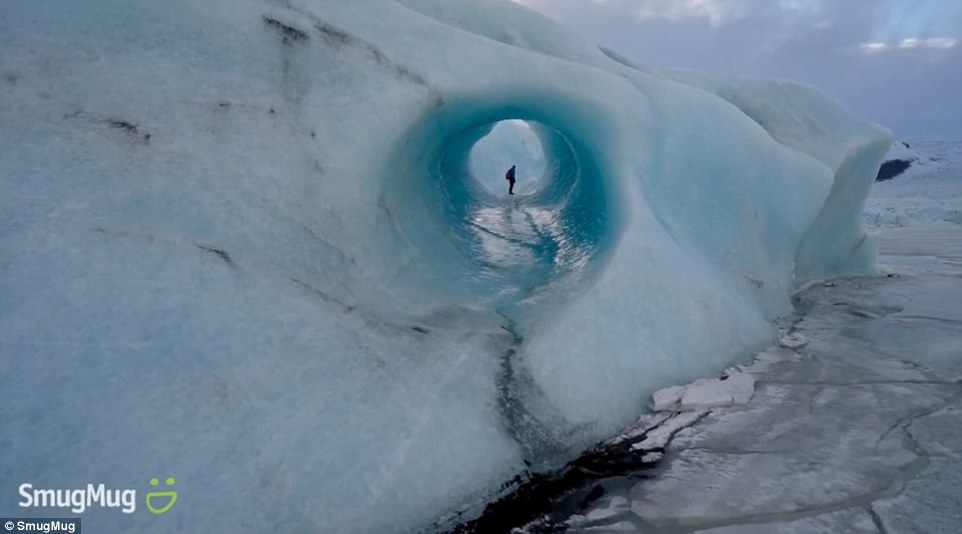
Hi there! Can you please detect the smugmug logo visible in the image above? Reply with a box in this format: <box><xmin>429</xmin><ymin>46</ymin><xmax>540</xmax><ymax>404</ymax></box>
<box><xmin>145</xmin><ymin>477</ymin><xmax>178</xmax><ymax>514</ymax></box>
<box><xmin>18</xmin><ymin>477</ymin><xmax>178</xmax><ymax>515</ymax></box>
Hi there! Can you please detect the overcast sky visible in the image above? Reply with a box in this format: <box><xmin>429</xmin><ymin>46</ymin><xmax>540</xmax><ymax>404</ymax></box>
<box><xmin>513</xmin><ymin>0</ymin><xmax>962</xmax><ymax>140</ymax></box>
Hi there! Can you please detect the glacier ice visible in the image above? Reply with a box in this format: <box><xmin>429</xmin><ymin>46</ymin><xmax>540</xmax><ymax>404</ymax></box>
<box><xmin>0</xmin><ymin>0</ymin><xmax>891</xmax><ymax>531</ymax></box>
<box><xmin>649</xmin><ymin>371</ymin><xmax>755</xmax><ymax>413</ymax></box>
<box><xmin>863</xmin><ymin>139</ymin><xmax>962</xmax><ymax>228</ymax></box>
<box><xmin>571</xmin><ymin>229</ymin><xmax>962</xmax><ymax>533</ymax></box>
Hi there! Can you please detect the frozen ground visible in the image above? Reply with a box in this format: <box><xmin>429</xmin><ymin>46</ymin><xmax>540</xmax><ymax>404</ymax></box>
<box><xmin>563</xmin><ymin>138</ymin><xmax>962</xmax><ymax>533</ymax></box>
<box><xmin>567</xmin><ymin>228</ymin><xmax>962</xmax><ymax>533</ymax></box>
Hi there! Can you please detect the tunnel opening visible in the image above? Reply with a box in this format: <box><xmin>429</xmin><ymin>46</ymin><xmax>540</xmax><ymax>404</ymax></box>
<box><xmin>379</xmin><ymin>98</ymin><xmax>618</xmax><ymax>317</ymax></box>
<box><xmin>439</xmin><ymin>118</ymin><xmax>607</xmax><ymax>311</ymax></box>
<box><xmin>377</xmin><ymin>98</ymin><xmax>623</xmax><ymax>472</ymax></box>
<box><xmin>467</xmin><ymin>120</ymin><xmax>545</xmax><ymax>196</ymax></box>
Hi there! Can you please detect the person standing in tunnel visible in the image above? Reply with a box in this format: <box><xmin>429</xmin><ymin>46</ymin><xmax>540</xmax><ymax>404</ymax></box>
<box><xmin>505</xmin><ymin>165</ymin><xmax>516</xmax><ymax>195</ymax></box>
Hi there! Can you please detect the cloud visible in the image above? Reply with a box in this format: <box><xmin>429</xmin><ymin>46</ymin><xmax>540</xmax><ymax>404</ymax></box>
<box><xmin>559</xmin><ymin>0</ymin><xmax>834</xmax><ymax>28</ymax></box>
<box><xmin>632</xmin><ymin>0</ymin><xmax>752</xmax><ymax>27</ymax></box>
<box><xmin>511</xmin><ymin>0</ymin><xmax>962</xmax><ymax>137</ymax></box>
<box><xmin>860</xmin><ymin>36</ymin><xmax>958</xmax><ymax>54</ymax></box>
<box><xmin>511</xmin><ymin>0</ymin><xmax>776</xmax><ymax>27</ymax></box>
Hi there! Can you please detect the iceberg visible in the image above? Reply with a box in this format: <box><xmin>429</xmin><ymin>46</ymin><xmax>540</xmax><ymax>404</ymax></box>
<box><xmin>0</xmin><ymin>0</ymin><xmax>890</xmax><ymax>531</ymax></box>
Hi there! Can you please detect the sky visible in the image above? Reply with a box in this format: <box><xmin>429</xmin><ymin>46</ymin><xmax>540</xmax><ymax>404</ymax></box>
<box><xmin>512</xmin><ymin>0</ymin><xmax>962</xmax><ymax>140</ymax></box>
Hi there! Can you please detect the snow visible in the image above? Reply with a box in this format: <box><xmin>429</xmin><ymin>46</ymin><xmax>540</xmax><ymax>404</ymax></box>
<box><xmin>0</xmin><ymin>0</ymin><xmax>892</xmax><ymax>532</ymax></box>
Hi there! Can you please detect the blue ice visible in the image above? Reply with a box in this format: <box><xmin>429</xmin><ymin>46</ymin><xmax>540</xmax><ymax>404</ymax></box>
<box><xmin>0</xmin><ymin>0</ymin><xmax>890</xmax><ymax>532</ymax></box>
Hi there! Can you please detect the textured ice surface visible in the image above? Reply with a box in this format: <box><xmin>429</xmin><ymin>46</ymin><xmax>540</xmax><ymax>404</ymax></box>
<box><xmin>863</xmin><ymin>140</ymin><xmax>962</xmax><ymax>228</ymax></box>
<box><xmin>572</xmin><ymin>229</ymin><xmax>962</xmax><ymax>533</ymax></box>
<box><xmin>0</xmin><ymin>0</ymin><xmax>890</xmax><ymax>531</ymax></box>
<box><xmin>665</xmin><ymin>72</ymin><xmax>891</xmax><ymax>280</ymax></box>
<box><xmin>649</xmin><ymin>372</ymin><xmax>754</xmax><ymax>412</ymax></box>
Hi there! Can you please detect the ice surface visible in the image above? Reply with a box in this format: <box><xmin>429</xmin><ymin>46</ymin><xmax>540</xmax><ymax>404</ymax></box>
<box><xmin>777</xmin><ymin>331</ymin><xmax>808</xmax><ymax>349</ymax></box>
<box><xmin>0</xmin><ymin>0</ymin><xmax>891</xmax><ymax>531</ymax></box>
<box><xmin>863</xmin><ymin>139</ymin><xmax>962</xmax><ymax>228</ymax></box>
<box><xmin>571</xmin><ymin>229</ymin><xmax>962</xmax><ymax>533</ymax></box>
<box><xmin>665</xmin><ymin>72</ymin><xmax>891</xmax><ymax>280</ymax></box>
<box><xmin>649</xmin><ymin>372</ymin><xmax>755</xmax><ymax>412</ymax></box>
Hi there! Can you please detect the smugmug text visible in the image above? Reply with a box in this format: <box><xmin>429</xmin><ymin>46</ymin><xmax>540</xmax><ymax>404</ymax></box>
<box><xmin>19</xmin><ymin>483</ymin><xmax>136</xmax><ymax>514</ymax></box>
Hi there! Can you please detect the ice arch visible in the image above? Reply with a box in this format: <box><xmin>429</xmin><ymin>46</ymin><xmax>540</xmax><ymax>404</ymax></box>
<box><xmin>379</xmin><ymin>96</ymin><xmax>621</xmax><ymax>312</ymax></box>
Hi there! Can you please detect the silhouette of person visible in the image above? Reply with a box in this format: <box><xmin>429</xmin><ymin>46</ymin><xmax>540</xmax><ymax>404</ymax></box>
<box><xmin>505</xmin><ymin>165</ymin><xmax>516</xmax><ymax>195</ymax></box>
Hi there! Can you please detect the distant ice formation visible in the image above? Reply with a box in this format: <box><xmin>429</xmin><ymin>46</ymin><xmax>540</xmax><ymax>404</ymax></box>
<box><xmin>0</xmin><ymin>0</ymin><xmax>890</xmax><ymax>532</ymax></box>
<box><xmin>876</xmin><ymin>139</ymin><xmax>931</xmax><ymax>181</ymax></box>
<box><xmin>864</xmin><ymin>139</ymin><xmax>962</xmax><ymax>228</ymax></box>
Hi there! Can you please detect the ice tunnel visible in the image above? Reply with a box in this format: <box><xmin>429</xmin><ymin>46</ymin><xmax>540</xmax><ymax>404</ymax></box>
<box><xmin>0</xmin><ymin>0</ymin><xmax>896</xmax><ymax>533</ymax></box>
<box><xmin>379</xmin><ymin>96</ymin><xmax>623</xmax><ymax>314</ymax></box>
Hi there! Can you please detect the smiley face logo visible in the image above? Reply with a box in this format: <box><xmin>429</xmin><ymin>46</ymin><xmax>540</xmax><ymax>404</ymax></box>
<box><xmin>146</xmin><ymin>477</ymin><xmax>178</xmax><ymax>514</ymax></box>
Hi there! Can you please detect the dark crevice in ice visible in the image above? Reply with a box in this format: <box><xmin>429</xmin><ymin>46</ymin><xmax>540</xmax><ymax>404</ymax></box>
<box><xmin>287</xmin><ymin>7</ymin><xmax>430</xmax><ymax>87</ymax></box>
<box><xmin>196</xmin><ymin>244</ymin><xmax>235</xmax><ymax>267</ymax></box>
<box><xmin>90</xmin><ymin>228</ymin><xmax>238</xmax><ymax>270</ymax></box>
<box><xmin>494</xmin><ymin>316</ymin><xmax>567</xmax><ymax>465</ymax></box>
<box><xmin>883</xmin><ymin>388</ymin><xmax>962</xmax><ymax>457</ymax></box>
<box><xmin>291</xmin><ymin>278</ymin><xmax>478</xmax><ymax>346</ymax></box>
<box><xmin>105</xmin><ymin>118</ymin><xmax>152</xmax><ymax>142</ymax></box>
<box><xmin>868</xmin><ymin>505</ymin><xmax>889</xmax><ymax>534</ymax></box>
<box><xmin>290</xmin><ymin>277</ymin><xmax>356</xmax><ymax>314</ymax></box>
<box><xmin>62</xmin><ymin>110</ymin><xmax>152</xmax><ymax>143</ymax></box>
<box><xmin>465</xmin><ymin>221</ymin><xmax>543</xmax><ymax>250</ymax></box>
<box><xmin>263</xmin><ymin>16</ymin><xmax>309</xmax><ymax>43</ymax></box>
<box><xmin>899</xmin><ymin>359</ymin><xmax>940</xmax><ymax>379</ymax></box>
<box><xmin>107</xmin><ymin>119</ymin><xmax>139</xmax><ymax>133</ymax></box>
<box><xmin>443</xmin><ymin>415</ymin><xmax>702</xmax><ymax>534</ymax></box>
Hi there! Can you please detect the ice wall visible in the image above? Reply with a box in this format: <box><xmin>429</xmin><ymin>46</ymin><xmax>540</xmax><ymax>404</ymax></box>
<box><xmin>666</xmin><ymin>72</ymin><xmax>893</xmax><ymax>279</ymax></box>
<box><xmin>0</xmin><ymin>0</ymin><xmax>890</xmax><ymax>532</ymax></box>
